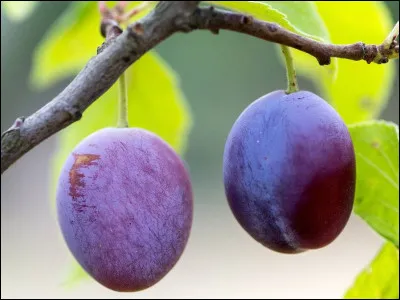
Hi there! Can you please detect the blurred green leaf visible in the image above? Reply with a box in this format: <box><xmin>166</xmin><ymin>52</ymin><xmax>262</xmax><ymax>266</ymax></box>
<box><xmin>30</xmin><ymin>1</ymin><xmax>100</xmax><ymax>89</ymax></box>
<box><xmin>314</xmin><ymin>1</ymin><xmax>395</xmax><ymax>124</ymax></box>
<box><xmin>2</xmin><ymin>1</ymin><xmax>39</xmax><ymax>22</ymax></box>
<box><xmin>266</xmin><ymin>1</ymin><xmax>337</xmax><ymax>80</ymax></box>
<box><xmin>344</xmin><ymin>242</ymin><xmax>399</xmax><ymax>299</ymax></box>
<box><xmin>349</xmin><ymin>121</ymin><xmax>399</xmax><ymax>248</ymax></box>
<box><xmin>206</xmin><ymin>1</ymin><xmax>325</xmax><ymax>41</ymax></box>
<box><xmin>265</xmin><ymin>1</ymin><xmax>328</xmax><ymax>42</ymax></box>
<box><xmin>30</xmin><ymin>1</ymin><xmax>155</xmax><ymax>90</ymax></box>
<box><xmin>61</xmin><ymin>262</ymin><xmax>90</xmax><ymax>289</ymax></box>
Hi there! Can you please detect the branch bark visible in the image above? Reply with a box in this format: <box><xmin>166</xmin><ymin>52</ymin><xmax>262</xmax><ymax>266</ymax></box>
<box><xmin>1</xmin><ymin>1</ymin><xmax>398</xmax><ymax>174</ymax></box>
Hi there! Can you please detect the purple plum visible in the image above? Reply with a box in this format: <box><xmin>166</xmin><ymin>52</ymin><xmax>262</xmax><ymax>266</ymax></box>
<box><xmin>223</xmin><ymin>90</ymin><xmax>356</xmax><ymax>253</ymax></box>
<box><xmin>57</xmin><ymin>127</ymin><xmax>193</xmax><ymax>291</ymax></box>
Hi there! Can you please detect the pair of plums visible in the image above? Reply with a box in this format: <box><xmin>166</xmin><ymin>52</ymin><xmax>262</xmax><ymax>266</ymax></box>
<box><xmin>56</xmin><ymin>90</ymin><xmax>356</xmax><ymax>292</ymax></box>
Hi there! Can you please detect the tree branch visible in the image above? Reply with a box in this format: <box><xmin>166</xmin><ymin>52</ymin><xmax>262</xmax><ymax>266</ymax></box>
<box><xmin>190</xmin><ymin>7</ymin><xmax>398</xmax><ymax>65</ymax></box>
<box><xmin>1</xmin><ymin>1</ymin><xmax>398</xmax><ymax>174</ymax></box>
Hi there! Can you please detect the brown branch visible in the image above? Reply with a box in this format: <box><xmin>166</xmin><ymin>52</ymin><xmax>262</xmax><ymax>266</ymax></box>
<box><xmin>190</xmin><ymin>7</ymin><xmax>398</xmax><ymax>65</ymax></box>
<box><xmin>1</xmin><ymin>2</ymin><xmax>398</xmax><ymax>174</ymax></box>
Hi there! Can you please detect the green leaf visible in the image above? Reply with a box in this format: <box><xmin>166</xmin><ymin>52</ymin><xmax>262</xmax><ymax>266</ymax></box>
<box><xmin>265</xmin><ymin>1</ymin><xmax>328</xmax><ymax>42</ymax></box>
<box><xmin>61</xmin><ymin>262</ymin><xmax>90</xmax><ymax>289</ymax></box>
<box><xmin>349</xmin><ymin>121</ymin><xmax>399</xmax><ymax>248</ymax></box>
<box><xmin>30</xmin><ymin>1</ymin><xmax>101</xmax><ymax>89</ymax></box>
<box><xmin>29</xmin><ymin>1</ymin><xmax>156</xmax><ymax>90</ymax></box>
<box><xmin>265</xmin><ymin>1</ymin><xmax>337</xmax><ymax>80</ymax></box>
<box><xmin>206</xmin><ymin>1</ymin><xmax>325</xmax><ymax>41</ymax></box>
<box><xmin>314</xmin><ymin>2</ymin><xmax>396</xmax><ymax>124</ymax></box>
<box><xmin>2</xmin><ymin>1</ymin><xmax>39</xmax><ymax>22</ymax></box>
<box><xmin>344</xmin><ymin>242</ymin><xmax>399</xmax><ymax>299</ymax></box>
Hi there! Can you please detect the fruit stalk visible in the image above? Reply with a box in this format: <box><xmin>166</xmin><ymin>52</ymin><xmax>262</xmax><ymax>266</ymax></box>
<box><xmin>281</xmin><ymin>45</ymin><xmax>299</xmax><ymax>94</ymax></box>
<box><xmin>117</xmin><ymin>72</ymin><xmax>129</xmax><ymax>128</ymax></box>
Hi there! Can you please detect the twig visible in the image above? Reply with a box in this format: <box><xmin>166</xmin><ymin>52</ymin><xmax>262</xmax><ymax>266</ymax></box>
<box><xmin>281</xmin><ymin>45</ymin><xmax>298</xmax><ymax>94</ymax></box>
<box><xmin>190</xmin><ymin>7</ymin><xmax>399</xmax><ymax>65</ymax></box>
<box><xmin>1</xmin><ymin>1</ymin><xmax>398</xmax><ymax>174</ymax></box>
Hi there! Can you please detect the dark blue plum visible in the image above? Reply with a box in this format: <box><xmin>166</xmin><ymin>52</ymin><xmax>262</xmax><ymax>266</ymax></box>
<box><xmin>57</xmin><ymin>127</ymin><xmax>193</xmax><ymax>291</ymax></box>
<box><xmin>223</xmin><ymin>90</ymin><xmax>356</xmax><ymax>253</ymax></box>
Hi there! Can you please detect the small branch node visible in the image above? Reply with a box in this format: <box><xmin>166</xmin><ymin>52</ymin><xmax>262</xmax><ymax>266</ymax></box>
<box><xmin>267</xmin><ymin>23</ymin><xmax>278</xmax><ymax>33</ymax></box>
<box><xmin>317</xmin><ymin>56</ymin><xmax>331</xmax><ymax>66</ymax></box>
<box><xmin>241</xmin><ymin>15</ymin><xmax>253</xmax><ymax>26</ymax></box>
<box><xmin>132</xmin><ymin>22</ymin><xmax>144</xmax><ymax>35</ymax></box>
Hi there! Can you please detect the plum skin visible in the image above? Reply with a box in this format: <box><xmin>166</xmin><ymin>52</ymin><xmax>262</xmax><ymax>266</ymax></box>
<box><xmin>56</xmin><ymin>127</ymin><xmax>193</xmax><ymax>292</ymax></box>
<box><xmin>223</xmin><ymin>90</ymin><xmax>356</xmax><ymax>254</ymax></box>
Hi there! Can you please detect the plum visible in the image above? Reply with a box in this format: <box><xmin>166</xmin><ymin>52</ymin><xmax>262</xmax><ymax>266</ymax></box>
<box><xmin>223</xmin><ymin>90</ymin><xmax>356</xmax><ymax>254</ymax></box>
<box><xmin>56</xmin><ymin>127</ymin><xmax>193</xmax><ymax>291</ymax></box>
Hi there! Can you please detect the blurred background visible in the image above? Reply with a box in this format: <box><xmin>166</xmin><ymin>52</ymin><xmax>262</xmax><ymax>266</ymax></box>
<box><xmin>1</xmin><ymin>2</ymin><xmax>399</xmax><ymax>299</ymax></box>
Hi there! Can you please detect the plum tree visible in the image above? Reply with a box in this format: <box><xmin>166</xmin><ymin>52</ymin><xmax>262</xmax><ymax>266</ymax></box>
<box><xmin>56</xmin><ymin>127</ymin><xmax>193</xmax><ymax>292</ymax></box>
<box><xmin>223</xmin><ymin>90</ymin><xmax>356</xmax><ymax>254</ymax></box>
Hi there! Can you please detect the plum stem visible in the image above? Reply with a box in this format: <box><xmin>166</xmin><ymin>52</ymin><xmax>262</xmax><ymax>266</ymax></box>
<box><xmin>281</xmin><ymin>45</ymin><xmax>299</xmax><ymax>94</ymax></box>
<box><xmin>117</xmin><ymin>72</ymin><xmax>129</xmax><ymax>128</ymax></box>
